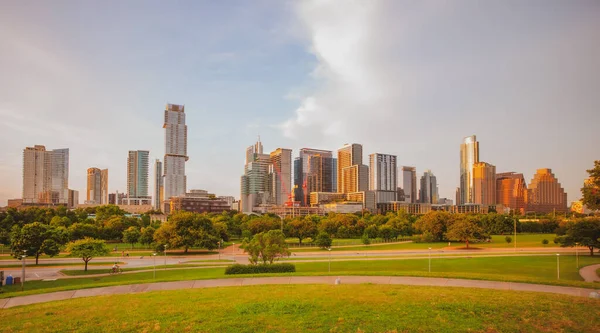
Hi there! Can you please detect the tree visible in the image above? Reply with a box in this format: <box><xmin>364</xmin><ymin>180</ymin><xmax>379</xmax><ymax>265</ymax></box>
<box><xmin>68</xmin><ymin>223</ymin><xmax>98</xmax><ymax>241</ymax></box>
<box><xmin>122</xmin><ymin>226</ymin><xmax>141</xmax><ymax>249</ymax></box>
<box><xmin>505</xmin><ymin>236</ymin><xmax>512</xmax><ymax>245</ymax></box>
<box><xmin>285</xmin><ymin>218</ymin><xmax>317</xmax><ymax>244</ymax></box>
<box><xmin>414</xmin><ymin>211</ymin><xmax>454</xmax><ymax>242</ymax></box>
<box><xmin>139</xmin><ymin>226</ymin><xmax>155</xmax><ymax>247</ymax></box>
<box><xmin>361</xmin><ymin>233</ymin><xmax>371</xmax><ymax>245</ymax></box>
<box><xmin>581</xmin><ymin>161</ymin><xmax>600</xmax><ymax>211</ymax></box>
<box><xmin>556</xmin><ymin>220</ymin><xmax>600</xmax><ymax>255</ymax></box>
<box><xmin>153</xmin><ymin>211</ymin><xmax>219</xmax><ymax>253</ymax></box>
<box><xmin>65</xmin><ymin>238</ymin><xmax>110</xmax><ymax>271</ymax></box>
<box><xmin>314</xmin><ymin>232</ymin><xmax>332</xmax><ymax>249</ymax></box>
<box><xmin>10</xmin><ymin>222</ymin><xmax>67</xmax><ymax>264</ymax></box>
<box><xmin>378</xmin><ymin>225</ymin><xmax>397</xmax><ymax>241</ymax></box>
<box><xmin>444</xmin><ymin>217</ymin><xmax>487</xmax><ymax>249</ymax></box>
<box><xmin>243</xmin><ymin>230</ymin><xmax>290</xmax><ymax>264</ymax></box>
<box><xmin>542</xmin><ymin>239</ymin><xmax>549</xmax><ymax>245</ymax></box>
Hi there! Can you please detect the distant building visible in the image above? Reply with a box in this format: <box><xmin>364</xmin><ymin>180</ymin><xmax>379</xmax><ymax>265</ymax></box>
<box><xmin>323</xmin><ymin>202</ymin><xmax>363</xmax><ymax>214</ymax></box>
<box><xmin>459</xmin><ymin>135</ymin><xmax>479</xmax><ymax>204</ymax></box>
<box><xmin>377</xmin><ymin>202</ymin><xmax>432</xmax><ymax>215</ymax></box>
<box><xmin>7</xmin><ymin>199</ymin><xmax>23</xmax><ymax>208</ymax></box>
<box><xmin>401</xmin><ymin>166</ymin><xmax>417</xmax><ymax>203</ymax></box>
<box><xmin>108</xmin><ymin>192</ymin><xmax>126</xmax><ymax>205</ymax></box>
<box><xmin>437</xmin><ymin>198</ymin><xmax>453</xmax><ymax>206</ymax></box>
<box><xmin>269</xmin><ymin>148</ymin><xmax>292</xmax><ymax>206</ymax></box>
<box><xmin>154</xmin><ymin>159</ymin><xmax>163</xmax><ymax>211</ymax></box>
<box><xmin>126</xmin><ymin>151</ymin><xmax>151</xmax><ymax>205</ymax></box>
<box><xmin>86</xmin><ymin>168</ymin><xmax>108</xmax><ymax>205</ymax></box>
<box><xmin>293</xmin><ymin>148</ymin><xmax>335</xmax><ymax>206</ymax></box>
<box><xmin>22</xmin><ymin>145</ymin><xmax>69</xmax><ymax>205</ymax></box>
<box><xmin>68</xmin><ymin>189</ymin><xmax>79</xmax><ymax>208</ymax></box>
<box><xmin>338</xmin><ymin>144</ymin><xmax>368</xmax><ymax>194</ymax></box>
<box><xmin>166</xmin><ymin>189</ymin><xmax>230</xmax><ymax>214</ymax></box>
<box><xmin>473</xmin><ymin>162</ymin><xmax>496</xmax><ymax>206</ymax></box>
<box><xmin>526</xmin><ymin>168</ymin><xmax>567</xmax><ymax>213</ymax></box>
<box><xmin>419</xmin><ymin>170</ymin><xmax>438</xmax><ymax>204</ymax></box>
<box><xmin>496</xmin><ymin>172</ymin><xmax>527</xmax><ymax>214</ymax></box>
<box><xmin>163</xmin><ymin>104</ymin><xmax>188</xmax><ymax>201</ymax></box>
<box><xmin>240</xmin><ymin>138</ymin><xmax>271</xmax><ymax>212</ymax></box>
<box><xmin>369</xmin><ymin>153</ymin><xmax>397</xmax><ymax>203</ymax></box>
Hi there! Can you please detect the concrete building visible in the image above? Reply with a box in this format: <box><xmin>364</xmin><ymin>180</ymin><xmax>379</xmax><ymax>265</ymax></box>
<box><xmin>163</xmin><ymin>104</ymin><xmax>188</xmax><ymax>201</ymax></box>
<box><xmin>369</xmin><ymin>153</ymin><xmax>397</xmax><ymax>204</ymax></box>
<box><xmin>86</xmin><ymin>168</ymin><xmax>108</xmax><ymax>204</ymax></box>
<box><xmin>309</xmin><ymin>192</ymin><xmax>346</xmax><ymax>206</ymax></box>
<box><xmin>240</xmin><ymin>138</ymin><xmax>272</xmax><ymax>212</ymax></box>
<box><xmin>154</xmin><ymin>159</ymin><xmax>163</xmax><ymax>211</ymax></box>
<box><xmin>127</xmin><ymin>150</ymin><xmax>151</xmax><ymax>205</ymax></box>
<box><xmin>293</xmin><ymin>148</ymin><xmax>335</xmax><ymax>206</ymax></box>
<box><xmin>166</xmin><ymin>189</ymin><xmax>230</xmax><ymax>214</ymax></box>
<box><xmin>459</xmin><ymin>135</ymin><xmax>479</xmax><ymax>204</ymax></box>
<box><xmin>22</xmin><ymin>145</ymin><xmax>69</xmax><ymax>205</ymax></box>
<box><xmin>401</xmin><ymin>166</ymin><xmax>417</xmax><ymax>203</ymax></box>
<box><xmin>377</xmin><ymin>202</ymin><xmax>432</xmax><ymax>215</ymax></box>
<box><xmin>496</xmin><ymin>172</ymin><xmax>527</xmax><ymax>214</ymax></box>
<box><xmin>108</xmin><ymin>192</ymin><xmax>126</xmax><ymax>205</ymax></box>
<box><xmin>473</xmin><ymin>162</ymin><xmax>496</xmax><ymax>206</ymax></box>
<box><xmin>337</xmin><ymin>144</ymin><xmax>368</xmax><ymax>194</ymax></box>
<box><xmin>419</xmin><ymin>170</ymin><xmax>438</xmax><ymax>204</ymax></box>
<box><xmin>269</xmin><ymin>148</ymin><xmax>292</xmax><ymax>206</ymax></box>
<box><xmin>68</xmin><ymin>189</ymin><xmax>79</xmax><ymax>208</ymax></box>
<box><xmin>323</xmin><ymin>202</ymin><xmax>363</xmax><ymax>214</ymax></box>
<box><xmin>526</xmin><ymin>168</ymin><xmax>568</xmax><ymax>213</ymax></box>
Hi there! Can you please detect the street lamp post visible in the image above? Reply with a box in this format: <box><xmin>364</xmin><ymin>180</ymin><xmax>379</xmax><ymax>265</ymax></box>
<box><xmin>164</xmin><ymin>244</ymin><xmax>168</xmax><ymax>270</ymax></box>
<box><xmin>218</xmin><ymin>241</ymin><xmax>221</xmax><ymax>261</ymax></box>
<box><xmin>513</xmin><ymin>218</ymin><xmax>517</xmax><ymax>252</ymax></box>
<box><xmin>232</xmin><ymin>242</ymin><xmax>235</xmax><ymax>261</ymax></box>
<box><xmin>328</xmin><ymin>248</ymin><xmax>332</xmax><ymax>273</ymax></box>
<box><xmin>428</xmin><ymin>247</ymin><xmax>432</xmax><ymax>273</ymax></box>
<box><xmin>153</xmin><ymin>253</ymin><xmax>157</xmax><ymax>279</ymax></box>
<box><xmin>576</xmin><ymin>243</ymin><xmax>579</xmax><ymax>269</ymax></box>
<box><xmin>21</xmin><ymin>250</ymin><xmax>27</xmax><ymax>291</ymax></box>
<box><xmin>556</xmin><ymin>254</ymin><xmax>560</xmax><ymax>280</ymax></box>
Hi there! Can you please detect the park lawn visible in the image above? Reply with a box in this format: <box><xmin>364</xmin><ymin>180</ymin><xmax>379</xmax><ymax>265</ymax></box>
<box><xmin>1</xmin><ymin>284</ymin><xmax>599</xmax><ymax>332</ymax></box>
<box><xmin>60</xmin><ymin>263</ymin><xmax>231</xmax><ymax>276</ymax></box>
<box><xmin>0</xmin><ymin>262</ymin><xmax>125</xmax><ymax>269</ymax></box>
<box><xmin>1</xmin><ymin>255</ymin><xmax>599</xmax><ymax>299</ymax></box>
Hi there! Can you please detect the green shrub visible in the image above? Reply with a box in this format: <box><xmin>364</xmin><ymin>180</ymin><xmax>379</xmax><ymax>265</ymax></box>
<box><xmin>225</xmin><ymin>263</ymin><xmax>296</xmax><ymax>275</ymax></box>
<box><xmin>542</xmin><ymin>239</ymin><xmax>549</xmax><ymax>245</ymax></box>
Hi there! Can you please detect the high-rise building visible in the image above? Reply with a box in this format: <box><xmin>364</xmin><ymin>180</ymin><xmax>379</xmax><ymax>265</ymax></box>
<box><xmin>338</xmin><ymin>144</ymin><xmax>368</xmax><ymax>194</ymax></box>
<box><xmin>269</xmin><ymin>148</ymin><xmax>292</xmax><ymax>206</ymax></box>
<box><xmin>496</xmin><ymin>172</ymin><xmax>527</xmax><ymax>214</ymax></box>
<box><xmin>460</xmin><ymin>135</ymin><xmax>479</xmax><ymax>204</ymax></box>
<box><xmin>86</xmin><ymin>167</ymin><xmax>108</xmax><ymax>204</ymax></box>
<box><xmin>127</xmin><ymin>150</ymin><xmax>150</xmax><ymax>199</ymax></box>
<box><xmin>419</xmin><ymin>170</ymin><xmax>438</xmax><ymax>204</ymax></box>
<box><xmin>401</xmin><ymin>166</ymin><xmax>417</xmax><ymax>203</ymax></box>
<box><xmin>154</xmin><ymin>159</ymin><xmax>163</xmax><ymax>211</ymax></box>
<box><xmin>240</xmin><ymin>138</ymin><xmax>271</xmax><ymax>212</ymax></box>
<box><xmin>370</xmin><ymin>153</ymin><xmax>397</xmax><ymax>203</ymax></box>
<box><xmin>293</xmin><ymin>148</ymin><xmax>334</xmax><ymax>206</ymax></box>
<box><xmin>473</xmin><ymin>162</ymin><xmax>496</xmax><ymax>206</ymax></box>
<box><xmin>163</xmin><ymin>104</ymin><xmax>188</xmax><ymax>201</ymax></box>
<box><xmin>527</xmin><ymin>168</ymin><xmax>567</xmax><ymax>213</ymax></box>
<box><xmin>22</xmin><ymin>145</ymin><xmax>69</xmax><ymax>205</ymax></box>
<box><xmin>68</xmin><ymin>189</ymin><xmax>79</xmax><ymax>208</ymax></box>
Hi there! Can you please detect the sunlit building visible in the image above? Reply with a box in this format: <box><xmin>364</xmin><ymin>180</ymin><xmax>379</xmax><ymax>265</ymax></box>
<box><xmin>22</xmin><ymin>145</ymin><xmax>69</xmax><ymax>205</ymax></box>
<box><xmin>240</xmin><ymin>138</ymin><xmax>271</xmax><ymax>212</ymax></box>
<box><xmin>473</xmin><ymin>162</ymin><xmax>496</xmax><ymax>206</ymax></box>
<box><xmin>269</xmin><ymin>148</ymin><xmax>292</xmax><ymax>206</ymax></box>
<box><xmin>459</xmin><ymin>135</ymin><xmax>479</xmax><ymax>204</ymax></box>
<box><xmin>163</xmin><ymin>104</ymin><xmax>188</xmax><ymax>201</ymax></box>
<box><xmin>496</xmin><ymin>172</ymin><xmax>527</xmax><ymax>214</ymax></box>
<box><xmin>126</xmin><ymin>150</ymin><xmax>151</xmax><ymax>205</ymax></box>
<box><xmin>293</xmin><ymin>148</ymin><xmax>334</xmax><ymax>206</ymax></box>
<box><xmin>369</xmin><ymin>153</ymin><xmax>397</xmax><ymax>203</ymax></box>
<box><xmin>338</xmin><ymin>144</ymin><xmax>368</xmax><ymax>194</ymax></box>
<box><xmin>526</xmin><ymin>168</ymin><xmax>567</xmax><ymax>213</ymax></box>
<box><xmin>86</xmin><ymin>167</ymin><xmax>108</xmax><ymax>204</ymax></box>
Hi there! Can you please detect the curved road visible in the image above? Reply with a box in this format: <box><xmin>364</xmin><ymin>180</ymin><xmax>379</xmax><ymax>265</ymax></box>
<box><xmin>579</xmin><ymin>264</ymin><xmax>600</xmax><ymax>282</ymax></box>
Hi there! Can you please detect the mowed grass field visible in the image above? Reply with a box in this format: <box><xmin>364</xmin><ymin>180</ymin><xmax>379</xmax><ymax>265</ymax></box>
<box><xmin>1</xmin><ymin>255</ymin><xmax>599</xmax><ymax>299</ymax></box>
<box><xmin>2</xmin><ymin>284</ymin><xmax>599</xmax><ymax>333</ymax></box>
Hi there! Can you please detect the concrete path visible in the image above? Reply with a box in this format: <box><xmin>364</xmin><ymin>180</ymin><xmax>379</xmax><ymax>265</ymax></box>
<box><xmin>1</xmin><ymin>275</ymin><xmax>598</xmax><ymax>309</ymax></box>
<box><xmin>579</xmin><ymin>264</ymin><xmax>600</xmax><ymax>282</ymax></box>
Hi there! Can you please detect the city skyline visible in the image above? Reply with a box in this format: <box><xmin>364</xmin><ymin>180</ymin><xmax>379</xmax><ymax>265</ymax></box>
<box><xmin>1</xmin><ymin>1</ymin><xmax>599</xmax><ymax>206</ymax></box>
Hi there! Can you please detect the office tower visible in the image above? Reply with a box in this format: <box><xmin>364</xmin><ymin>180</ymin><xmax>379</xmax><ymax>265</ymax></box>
<box><xmin>370</xmin><ymin>153</ymin><xmax>397</xmax><ymax>203</ymax></box>
<box><xmin>86</xmin><ymin>168</ymin><xmax>108</xmax><ymax>204</ymax></box>
<box><xmin>402</xmin><ymin>166</ymin><xmax>417</xmax><ymax>203</ymax></box>
<box><xmin>460</xmin><ymin>135</ymin><xmax>479</xmax><ymax>204</ymax></box>
<box><xmin>127</xmin><ymin>150</ymin><xmax>150</xmax><ymax>198</ymax></box>
<box><xmin>163</xmin><ymin>104</ymin><xmax>188</xmax><ymax>201</ymax></box>
<box><xmin>22</xmin><ymin>145</ymin><xmax>69</xmax><ymax>205</ymax></box>
<box><xmin>455</xmin><ymin>187</ymin><xmax>461</xmax><ymax>206</ymax></box>
<box><xmin>154</xmin><ymin>159</ymin><xmax>163</xmax><ymax>210</ymax></box>
<box><xmin>338</xmin><ymin>144</ymin><xmax>368</xmax><ymax>194</ymax></box>
<box><xmin>527</xmin><ymin>168</ymin><xmax>567</xmax><ymax>213</ymax></box>
<box><xmin>68</xmin><ymin>189</ymin><xmax>79</xmax><ymax>208</ymax></box>
<box><xmin>293</xmin><ymin>148</ymin><xmax>334</xmax><ymax>206</ymax></box>
<box><xmin>269</xmin><ymin>148</ymin><xmax>292</xmax><ymax>206</ymax></box>
<box><xmin>473</xmin><ymin>162</ymin><xmax>496</xmax><ymax>206</ymax></box>
<box><xmin>419</xmin><ymin>170</ymin><xmax>438</xmax><ymax>204</ymax></box>
<box><xmin>331</xmin><ymin>158</ymin><xmax>338</xmax><ymax>192</ymax></box>
<box><xmin>240</xmin><ymin>138</ymin><xmax>271</xmax><ymax>212</ymax></box>
<box><xmin>496</xmin><ymin>172</ymin><xmax>527</xmax><ymax>214</ymax></box>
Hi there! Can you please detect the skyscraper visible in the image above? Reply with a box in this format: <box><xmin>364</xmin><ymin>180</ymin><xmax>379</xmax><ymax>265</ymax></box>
<box><xmin>240</xmin><ymin>138</ymin><xmax>271</xmax><ymax>212</ymax></box>
<box><xmin>401</xmin><ymin>166</ymin><xmax>417</xmax><ymax>203</ymax></box>
<box><xmin>269</xmin><ymin>148</ymin><xmax>292</xmax><ymax>206</ymax></box>
<box><xmin>22</xmin><ymin>145</ymin><xmax>69</xmax><ymax>205</ymax></box>
<box><xmin>154</xmin><ymin>159</ymin><xmax>163</xmax><ymax>210</ymax></box>
<box><xmin>496</xmin><ymin>172</ymin><xmax>527</xmax><ymax>214</ymax></box>
<box><xmin>419</xmin><ymin>170</ymin><xmax>438</xmax><ymax>204</ymax></box>
<box><xmin>293</xmin><ymin>148</ymin><xmax>335</xmax><ymax>206</ymax></box>
<box><xmin>527</xmin><ymin>168</ymin><xmax>567</xmax><ymax>213</ymax></box>
<box><xmin>338</xmin><ymin>144</ymin><xmax>368</xmax><ymax>194</ymax></box>
<box><xmin>86</xmin><ymin>167</ymin><xmax>108</xmax><ymax>204</ymax></box>
<box><xmin>472</xmin><ymin>162</ymin><xmax>496</xmax><ymax>206</ymax></box>
<box><xmin>370</xmin><ymin>153</ymin><xmax>397</xmax><ymax>203</ymax></box>
<box><xmin>460</xmin><ymin>135</ymin><xmax>479</xmax><ymax>204</ymax></box>
<box><xmin>127</xmin><ymin>150</ymin><xmax>150</xmax><ymax>199</ymax></box>
<box><xmin>163</xmin><ymin>104</ymin><xmax>188</xmax><ymax>201</ymax></box>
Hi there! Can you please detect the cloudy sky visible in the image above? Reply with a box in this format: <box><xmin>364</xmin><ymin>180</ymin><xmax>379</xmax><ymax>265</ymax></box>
<box><xmin>1</xmin><ymin>0</ymin><xmax>599</xmax><ymax>206</ymax></box>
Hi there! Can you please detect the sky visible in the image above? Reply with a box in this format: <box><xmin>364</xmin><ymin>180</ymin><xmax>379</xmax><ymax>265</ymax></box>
<box><xmin>0</xmin><ymin>0</ymin><xmax>599</xmax><ymax>206</ymax></box>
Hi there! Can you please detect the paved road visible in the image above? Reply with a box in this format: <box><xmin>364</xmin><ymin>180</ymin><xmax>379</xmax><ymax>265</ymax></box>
<box><xmin>1</xmin><ymin>275</ymin><xmax>598</xmax><ymax>309</ymax></box>
<box><xmin>579</xmin><ymin>264</ymin><xmax>600</xmax><ymax>282</ymax></box>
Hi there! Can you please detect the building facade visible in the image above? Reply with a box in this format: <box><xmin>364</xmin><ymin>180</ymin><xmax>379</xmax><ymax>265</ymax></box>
<box><xmin>240</xmin><ymin>139</ymin><xmax>271</xmax><ymax>212</ymax></box>
<box><xmin>526</xmin><ymin>168</ymin><xmax>568</xmax><ymax>213</ymax></box>
<box><xmin>154</xmin><ymin>159</ymin><xmax>163</xmax><ymax>211</ymax></box>
<box><xmin>293</xmin><ymin>148</ymin><xmax>334</xmax><ymax>206</ymax></box>
<box><xmin>167</xmin><ymin>189</ymin><xmax>230</xmax><ymax>214</ymax></box>
<box><xmin>459</xmin><ymin>135</ymin><xmax>479</xmax><ymax>204</ymax></box>
<box><xmin>496</xmin><ymin>172</ymin><xmax>527</xmax><ymax>214</ymax></box>
<box><xmin>22</xmin><ymin>145</ymin><xmax>69</xmax><ymax>205</ymax></box>
<box><xmin>401</xmin><ymin>166</ymin><xmax>417</xmax><ymax>203</ymax></box>
<box><xmin>369</xmin><ymin>153</ymin><xmax>397</xmax><ymax>204</ymax></box>
<box><xmin>163</xmin><ymin>104</ymin><xmax>188</xmax><ymax>201</ymax></box>
<box><xmin>472</xmin><ymin>162</ymin><xmax>496</xmax><ymax>206</ymax></box>
<box><xmin>127</xmin><ymin>150</ymin><xmax>150</xmax><ymax>204</ymax></box>
<box><xmin>269</xmin><ymin>148</ymin><xmax>292</xmax><ymax>206</ymax></box>
<box><xmin>337</xmin><ymin>144</ymin><xmax>367</xmax><ymax>194</ymax></box>
<box><xmin>86</xmin><ymin>167</ymin><xmax>108</xmax><ymax>204</ymax></box>
<box><xmin>419</xmin><ymin>170</ymin><xmax>438</xmax><ymax>204</ymax></box>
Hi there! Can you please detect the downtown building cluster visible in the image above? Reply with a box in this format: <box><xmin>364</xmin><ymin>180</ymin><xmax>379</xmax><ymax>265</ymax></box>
<box><xmin>240</xmin><ymin>135</ymin><xmax>569</xmax><ymax>217</ymax></box>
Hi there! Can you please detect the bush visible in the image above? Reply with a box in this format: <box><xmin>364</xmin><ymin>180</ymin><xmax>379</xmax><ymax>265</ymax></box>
<box><xmin>225</xmin><ymin>263</ymin><xmax>296</xmax><ymax>275</ymax></box>
<box><xmin>542</xmin><ymin>239</ymin><xmax>549</xmax><ymax>245</ymax></box>
<box><xmin>505</xmin><ymin>236</ymin><xmax>512</xmax><ymax>244</ymax></box>
<box><xmin>361</xmin><ymin>233</ymin><xmax>371</xmax><ymax>245</ymax></box>
<box><xmin>315</xmin><ymin>232</ymin><xmax>332</xmax><ymax>249</ymax></box>
<box><xmin>412</xmin><ymin>232</ymin><xmax>436</xmax><ymax>243</ymax></box>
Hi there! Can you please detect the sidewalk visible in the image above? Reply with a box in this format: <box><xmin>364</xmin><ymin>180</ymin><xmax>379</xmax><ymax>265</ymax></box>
<box><xmin>1</xmin><ymin>275</ymin><xmax>598</xmax><ymax>309</ymax></box>
<box><xmin>579</xmin><ymin>264</ymin><xmax>600</xmax><ymax>282</ymax></box>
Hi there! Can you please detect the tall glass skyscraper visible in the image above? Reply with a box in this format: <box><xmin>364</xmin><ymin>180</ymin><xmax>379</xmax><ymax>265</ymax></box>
<box><xmin>154</xmin><ymin>159</ymin><xmax>163</xmax><ymax>210</ymax></box>
<box><xmin>293</xmin><ymin>148</ymin><xmax>334</xmax><ymax>206</ymax></box>
<box><xmin>22</xmin><ymin>145</ymin><xmax>69</xmax><ymax>205</ymax></box>
<box><xmin>163</xmin><ymin>104</ymin><xmax>188</xmax><ymax>201</ymax></box>
<box><xmin>401</xmin><ymin>166</ymin><xmax>417</xmax><ymax>203</ymax></box>
<box><xmin>459</xmin><ymin>135</ymin><xmax>479</xmax><ymax>204</ymax></box>
<box><xmin>127</xmin><ymin>150</ymin><xmax>149</xmax><ymax>198</ymax></box>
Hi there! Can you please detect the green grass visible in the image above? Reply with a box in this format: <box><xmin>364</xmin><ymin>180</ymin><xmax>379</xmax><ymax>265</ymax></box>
<box><xmin>0</xmin><ymin>262</ymin><xmax>125</xmax><ymax>268</ymax></box>
<box><xmin>1</xmin><ymin>284</ymin><xmax>599</xmax><ymax>332</ymax></box>
<box><xmin>0</xmin><ymin>250</ymin><xmax>218</xmax><ymax>261</ymax></box>
<box><xmin>60</xmin><ymin>263</ymin><xmax>231</xmax><ymax>276</ymax></box>
<box><xmin>1</xmin><ymin>255</ymin><xmax>599</xmax><ymax>299</ymax></box>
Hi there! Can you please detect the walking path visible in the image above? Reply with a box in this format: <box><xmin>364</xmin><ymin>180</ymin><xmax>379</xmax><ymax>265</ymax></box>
<box><xmin>1</xmin><ymin>275</ymin><xmax>598</xmax><ymax>309</ymax></box>
<box><xmin>579</xmin><ymin>264</ymin><xmax>600</xmax><ymax>282</ymax></box>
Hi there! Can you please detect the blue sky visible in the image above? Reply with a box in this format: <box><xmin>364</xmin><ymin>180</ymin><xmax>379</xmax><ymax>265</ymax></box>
<box><xmin>0</xmin><ymin>0</ymin><xmax>599</xmax><ymax>206</ymax></box>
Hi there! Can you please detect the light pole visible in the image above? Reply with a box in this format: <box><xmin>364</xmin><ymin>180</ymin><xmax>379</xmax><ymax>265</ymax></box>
<box><xmin>556</xmin><ymin>254</ymin><xmax>560</xmax><ymax>280</ymax></box>
<box><xmin>153</xmin><ymin>253</ymin><xmax>157</xmax><ymax>279</ymax></box>
<box><xmin>328</xmin><ymin>248</ymin><xmax>332</xmax><ymax>273</ymax></box>
<box><xmin>164</xmin><ymin>244</ymin><xmax>168</xmax><ymax>270</ymax></box>
<box><xmin>21</xmin><ymin>250</ymin><xmax>27</xmax><ymax>291</ymax></box>
<box><xmin>428</xmin><ymin>247</ymin><xmax>432</xmax><ymax>273</ymax></box>
<box><xmin>576</xmin><ymin>243</ymin><xmax>579</xmax><ymax>269</ymax></box>
<box><xmin>232</xmin><ymin>242</ymin><xmax>235</xmax><ymax>261</ymax></box>
<box><xmin>513</xmin><ymin>217</ymin><xmax>517</xmax><ymax>252</ymax></box>
<box><xmin>218</xmin><ymin>240</ymin><xmax>221</xmax><ymax>260</ymax></box>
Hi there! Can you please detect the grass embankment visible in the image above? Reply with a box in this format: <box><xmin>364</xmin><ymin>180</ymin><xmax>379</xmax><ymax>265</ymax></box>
<box><xmin>292</xmin><ymin>234</ymin><xmax>559</xmax><ymax>252</ymax></box>
<box><xmin>1</xmin><ymin>284</ymin><xmax>599</xmax><ymax>332</ymax></box>
<box><xmin>1</xmin><ymin>255</ymin><xmax>599</xmax><ymax>299</ymax></box>
<box><xmin>61</xmin><ymin>262</ymin><xmax>232</xmax><ymax>276</ymax></box>
<box><xmin>0</xmin><ymin>262</ymin><xmax>125</xmax><ymax>269</ymax></box>
<box><xmin>0</xmin><ymin>250</ymin><xmax>218</xmax><ymax>261</ymax></box>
